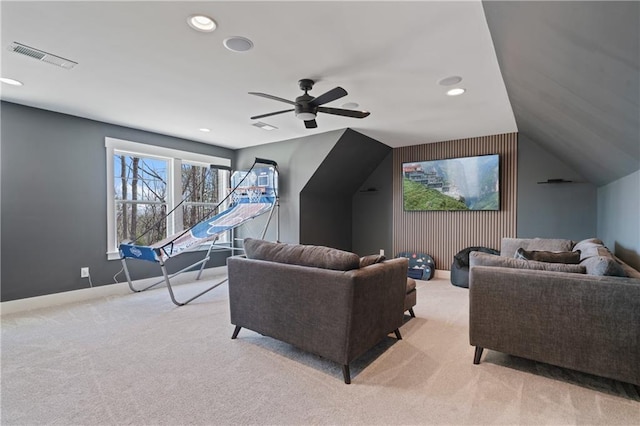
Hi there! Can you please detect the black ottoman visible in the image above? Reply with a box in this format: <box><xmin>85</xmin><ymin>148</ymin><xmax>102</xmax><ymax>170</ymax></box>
<box><xmin>450</xmin><ymin>246</ymin><xmax>499</xmax><ymax>288</ymax></box>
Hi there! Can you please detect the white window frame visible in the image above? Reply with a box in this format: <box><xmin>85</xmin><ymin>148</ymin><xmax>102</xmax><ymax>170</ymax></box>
<box><xmin>105</xmin><ymin>137</ymin><xmax>231</xmax><ymax>260</ymax></box>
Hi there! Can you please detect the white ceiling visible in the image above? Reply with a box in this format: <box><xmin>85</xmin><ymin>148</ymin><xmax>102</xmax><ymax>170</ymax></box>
<box><xmin>0</xmin><ymin>1</ymin><xmax>517</xmax><ymax>150</ymax></box>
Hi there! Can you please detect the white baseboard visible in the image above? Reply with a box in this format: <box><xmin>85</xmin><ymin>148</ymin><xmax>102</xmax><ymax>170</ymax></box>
<box><xmin>1</xmin><ymin>266</ymin><xmax>228</xmax><ymax>316</ymax></box>
<box><xmin>2</xmin><ymin>266</ymin><xmax>448</xmax><ymax>315</ymax></box>
<box><xmin>435</xmin><ymin>269</ymin><xmax>451</xmax><ymax>279</ymax></box>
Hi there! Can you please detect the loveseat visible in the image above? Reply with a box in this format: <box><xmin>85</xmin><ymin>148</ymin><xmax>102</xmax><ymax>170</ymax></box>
<box><xmin>469</xmin><ymin>237</ymin><xmax>640</xmax><ymax>386</ymax></box>
<box><xmin>227</xmin><ymin>238</ymin><xmax>409</xmax><ymax>384</ymax></box>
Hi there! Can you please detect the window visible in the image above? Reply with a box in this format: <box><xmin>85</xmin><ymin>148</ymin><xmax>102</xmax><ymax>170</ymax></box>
<box><xmin>115</xmin><ymin>153</ymin><xmax>168</xmax><ymax>246</ymax></box>
<box><xmin>105</xmin><ymin>137</ymin><xmax>231</xmax><ymax>260</ymax></box>
<box><xmin>181</xmin><ymin>162</ymin><xmax>223</xmax><ymax>231</ymax></box>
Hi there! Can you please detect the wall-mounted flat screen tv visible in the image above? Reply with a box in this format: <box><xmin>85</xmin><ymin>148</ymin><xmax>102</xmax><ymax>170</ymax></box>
<box><xmin>402</xmin><ymin>154</ymin><xmax>500</xmax><ymax>211</ymax></box>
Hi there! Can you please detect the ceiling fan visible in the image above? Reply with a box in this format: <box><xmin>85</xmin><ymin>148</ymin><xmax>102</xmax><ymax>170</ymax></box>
<box><xmin>249</xmin><ymin>79</ymin><xmax>370</xmax><ymax>129</ymax></box>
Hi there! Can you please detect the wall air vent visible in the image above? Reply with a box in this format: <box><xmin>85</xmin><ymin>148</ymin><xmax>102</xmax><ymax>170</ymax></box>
<box><xmin>8</xmin><ymin>42</ymin><xmax>77</xmax><ymax>69</ymax></box>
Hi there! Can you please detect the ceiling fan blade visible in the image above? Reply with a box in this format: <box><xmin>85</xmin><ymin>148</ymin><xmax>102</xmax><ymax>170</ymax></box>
<box><xmin>309</xmin><ymin>87</ymin><xmax>348</xmax><ymax>107</ymax></box>
<box><xmin>248</xmin><ymin>92</ymin><xmax>296</xmax><ymax>105</ymax></box>
<box><xmin>317</xmin><ymin>106</ymin><xmax>370</xmax><ymax>118</ymax></box>
<box><xmin>304</xmin><ymin>119</ymin><xmax>318</xmax><ymax>129</ymax></box>
<box><xmin>250</xmin><ymin>109</ymin><xmax>295</xmax><ymax>120</ymax></box>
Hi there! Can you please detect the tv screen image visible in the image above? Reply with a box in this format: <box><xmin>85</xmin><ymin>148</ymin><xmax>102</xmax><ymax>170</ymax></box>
<box><xmin>402</xmin><ymin>154</ymin><xmax>500</xmax><ymax>211</ymax></box>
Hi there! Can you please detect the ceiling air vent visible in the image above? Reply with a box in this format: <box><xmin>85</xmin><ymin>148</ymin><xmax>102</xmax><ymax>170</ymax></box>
<box><xmin>8</xmin><ymin>42</ymin><xmax>77</xmax><ymax>70</ymax></box>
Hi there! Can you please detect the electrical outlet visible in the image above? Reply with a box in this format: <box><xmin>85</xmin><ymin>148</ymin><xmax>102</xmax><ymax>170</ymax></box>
<box><xmin>80</xmin><ymin>267</ymin><xmax>89</xmax><ymax>278</ymax></box>
<box><xmin>379</xmin><ymin>249</ymin><xmax>385</xmax><ymax>257</ymax></box>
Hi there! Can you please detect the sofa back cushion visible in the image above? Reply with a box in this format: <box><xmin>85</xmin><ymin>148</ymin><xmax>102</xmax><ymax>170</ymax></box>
<box><xmin>243</xmin><ymin>238</ymin><xmax>361</xmax><ymax>271</ymax></box>
<box><xmin>500</xmin><ymin>238</ymin><xmax>574</xmax><ymax>257</ymax></box>
<box><xmin>359</xmin><ymin>254</ymin><xmax>386</xmax><ymax>268</ymax></box>
<box><xmin>470</xmin><ymin>251</ymin><xmax>586</xmax><ymax>274</ymax></box>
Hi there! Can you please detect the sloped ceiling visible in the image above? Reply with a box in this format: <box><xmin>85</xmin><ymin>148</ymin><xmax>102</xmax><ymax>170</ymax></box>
<box><xmin>483</xmin><ymin>1</ymin><xmax>639</xmax><ymax>186</ymax></box>
<box><xmin>302</xmin><ymin>129</ymin><xmax>391</xmax><ymax>195</ymax></box>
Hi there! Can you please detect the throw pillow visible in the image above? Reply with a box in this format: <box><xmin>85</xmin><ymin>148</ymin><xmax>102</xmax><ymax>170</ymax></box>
<box><xmin>360</xmin><ymin>254</ymin><xmax>386</xmax><ymax>268</ymax></box>
<box><xmin>514</xmin><ymin>248</ymin><xmax>581</xmax><ymax>264</ymax></box>
<box><xmin>580</xmin><ymin>256</ymin><xmax>628</xmax><ymax>277</ymax></box>
<box><xmin>470</xmin><ymin>252</ymin><xmax>586</xmax><ymax>274</ymax></box>
<box><xmin>243</xmin><ymin>238</ymin><xmax>361</xmax><ymax>271</ymax></box>
<box><xmin>572</xmin><ymin>238</ymin><xmax>604</xmax><ymax>253</ymax></box>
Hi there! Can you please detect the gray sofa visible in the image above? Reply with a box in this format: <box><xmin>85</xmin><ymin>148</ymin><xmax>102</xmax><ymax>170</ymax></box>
<box><xmin>227</xmin><ymin>238</ymin><xmax>409</xmax><ymax>384</ymax></box>
<box><xmin>469</xmin><ymin>237</ymin><xmax>640</xmax><ymax>386</ymax></box>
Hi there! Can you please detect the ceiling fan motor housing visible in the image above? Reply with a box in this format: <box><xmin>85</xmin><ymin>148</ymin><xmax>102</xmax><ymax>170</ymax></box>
<box><xmin>295</xmin><ymin>94</ymin><xmax>316</xmax><ymax>120</ymax></box>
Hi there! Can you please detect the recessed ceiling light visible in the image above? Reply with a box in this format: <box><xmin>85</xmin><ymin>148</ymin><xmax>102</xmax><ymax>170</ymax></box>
<box><xmin>0</xmin><ymin>77</ymin><xmax>23</xmax><ymax>86</ymax></box>
<box><xmin>341</xmin><ymin>102</ymin><xmax>359</xmax><ymax>109</ymax></box>
<box><xmin>438</xmin><ymin>75</ymin><xmax>463</xmax><ymax>86</ymax></box>
<box><xmin>199</xmin><ymin>128</ymin><xmax>211</xmax><ymax>132</ymax></box>
<box><xmin>223</xmin><ymin>36</ymin><xmax>254</xmax><ymax>52</ymax></box>
<box><xmin>447</xmin><ymin>88</ymin><xmax>466</xmax><ymax>96</ymax></box>
<box><xmin>252</xmin><ymin>122</ymin><xmax>277</xmax><ymax>131</ymax></box>
<box><xmin>187</xmin><ymin>15</ymin><xmax>217</xmax><ymax>32</ymax></box>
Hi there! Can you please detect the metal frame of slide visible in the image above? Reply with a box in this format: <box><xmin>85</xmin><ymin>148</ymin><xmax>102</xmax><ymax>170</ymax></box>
<box><xmin>119</xmin><ymin>159</ymin><xmax>279</xmax><ymax>306</ymax></box>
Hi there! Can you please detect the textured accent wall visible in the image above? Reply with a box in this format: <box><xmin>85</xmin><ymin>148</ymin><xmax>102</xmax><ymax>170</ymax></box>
<box><xmin>393</xmin><ymin>133</ymin><xmax>517</xmax><ymax>270</ymax></box>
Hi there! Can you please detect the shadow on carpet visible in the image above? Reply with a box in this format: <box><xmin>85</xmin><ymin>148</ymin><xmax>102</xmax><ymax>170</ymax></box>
<box><xmin>483</xmin><ymin>351</ymin><xmax>640</xmax><ymax>401</ymax></box>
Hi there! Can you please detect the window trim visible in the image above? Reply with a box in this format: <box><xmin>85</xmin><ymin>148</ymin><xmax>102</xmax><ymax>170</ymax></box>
<box><xmin>105</xmin><ymin>137</ymin><xmax>231</xmax><ymax>260</ymax></box>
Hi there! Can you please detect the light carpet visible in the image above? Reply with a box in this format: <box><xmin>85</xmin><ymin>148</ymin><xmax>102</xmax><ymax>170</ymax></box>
<box><xmin>1</xmin><ymin>272</ymin><xmax>639</xmax><ymax>425</ymax></box>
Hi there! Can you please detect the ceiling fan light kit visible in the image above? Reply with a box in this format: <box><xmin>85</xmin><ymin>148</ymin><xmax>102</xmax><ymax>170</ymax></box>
<box><xmin>249</xmin><ymin>78</ymin><xmax>370</xmax><ymax>129</ymax></box>
<box><xmin>296</xmin><ymin>112</ymin><xmax>316</xmax><ymax>121</ymax></box>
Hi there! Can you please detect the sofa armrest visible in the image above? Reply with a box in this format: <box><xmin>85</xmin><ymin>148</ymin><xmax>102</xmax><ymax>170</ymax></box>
<box><xmin>345</xmin><ymin>258</ymin><xmax>407</xmax><ymax>361</ymax></box>
<box><xmin>469</xmin><ymin>266</ymin><xmax>640</xmax><ymax>385</ymax></box>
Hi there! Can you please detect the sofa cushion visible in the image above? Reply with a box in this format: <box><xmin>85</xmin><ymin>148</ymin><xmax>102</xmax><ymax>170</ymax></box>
<box><xmin>360</xmin><ymin>254</ymin><xmax>386</xmax><ymax>268</ymax></box>
<box><xmin>514</xmin><ymin>248</ymin><xmax>581</xmax><ymax>264</ymax></box>
<box><xmin>406</xmin><ymin>277</ymin><xmax>417</xmax><ymax>292</ymax></box>
<box><xmin>500</xmin><ymin>238</ymin><xmax>574</xmax><ymax>257</ymax></box>
<box><xmin>470</xmin><ymin>251</ymin><xmax>586</xmax><ymax>274</ymax></box>
<box><xmin>243</xmin><ymin>238</ymin><xmax>361</xmax><ymax>271</ymax></box>
<box><xmin>580</xmin><ymin>256</ymin><xmax>628</xmax><ymax>277</ymax></box>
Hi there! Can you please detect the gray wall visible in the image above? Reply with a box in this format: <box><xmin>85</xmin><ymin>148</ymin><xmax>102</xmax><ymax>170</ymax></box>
<box><xmin>597</xmin><ymin>170</ymin><xmax>640</xmax><ymax>271</ymax></box>
<box><xmin>352</xmin><ymin>152</ymin><xmax>393</xmax><ymax>257</ymax></box>
<box><xmin>517</xmin><ymin>133</ymin><xmax>597</xmax><ymax>240</ymax></box>
<box><xmin>1</xmin><ymin>101</ymin><xmax>234</xmax><ymax>301</ymax></box>
<box><xmin>235</xmin><ymin>129</ymin><xmax>391</xmax><ymax>250</ymax></box>
<box><xmin>300</xmin><ymin>129</ymin><xmax>391</xmax><ymax>251</ymax></box>
<box><xmin>234</xmin><ymin>130</ymin><xmax>345</xmax><ymax>244</ymax></box>
<box><xmin>299</xmin><ymin>192</ymin><xmax>352</xmax><ymax>250</ymax></box>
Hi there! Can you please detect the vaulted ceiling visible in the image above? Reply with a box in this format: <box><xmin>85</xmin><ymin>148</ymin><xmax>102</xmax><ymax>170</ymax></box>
<box><xmin>483</xmin><ymin>1</ymin><xmax>639</xmax><ymax>186</ymax></box>
<box><xmin>1</xmin><ymin>1</ymin><xmax>638</xmax><ymax>186</ymax></box>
